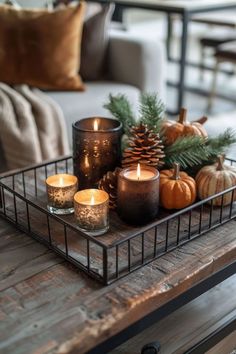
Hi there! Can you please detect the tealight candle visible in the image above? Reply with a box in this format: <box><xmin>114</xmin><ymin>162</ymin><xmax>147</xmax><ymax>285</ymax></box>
<box><xmin>46</xmin><ymin>174</ymin><xmax>78</xmax><ymax>215</ymax></box>
<box><xmin>117</xmin><ymin>164</ymin><xmax>159</xmax><ymax>225</ymax></box>
<box><xmin>74</xmin><ymin>189</ymin><xmax>109</xmax><ymax>236</ymax></box>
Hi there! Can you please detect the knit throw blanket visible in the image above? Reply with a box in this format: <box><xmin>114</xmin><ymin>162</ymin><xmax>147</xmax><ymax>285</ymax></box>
<box><xmin>0</xmin><ymin>84</ymin><xmax>70</xmax><ymax>172</ymax></box>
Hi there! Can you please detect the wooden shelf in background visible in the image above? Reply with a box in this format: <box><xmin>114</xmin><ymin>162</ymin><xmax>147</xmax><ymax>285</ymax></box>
<box><xmin>110</xmin><ymin>275</ymin><xmax>236</xmax><ymax>354</ymax></box>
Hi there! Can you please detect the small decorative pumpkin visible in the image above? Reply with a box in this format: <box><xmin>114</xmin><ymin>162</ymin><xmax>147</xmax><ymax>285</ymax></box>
<box><xmin>196</xmin><ymin>155</ymin><xmax>236</xmax><ymax>206</ymax></box>
<box><xmin>161</xmin><ymin>108</ymin><xmax>208</xmax><ymax>145</ymax></box>
<box><xmin>160</xmin><ymin>163</ymin><xmax>197</xmax><ymax>209</ymax></box>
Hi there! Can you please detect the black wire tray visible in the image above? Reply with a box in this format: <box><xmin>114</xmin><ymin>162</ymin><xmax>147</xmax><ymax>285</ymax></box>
<box><xmin>0</xmin><ymin>156</ymin><xmax>236</xmax><ymax>285</ymax></box>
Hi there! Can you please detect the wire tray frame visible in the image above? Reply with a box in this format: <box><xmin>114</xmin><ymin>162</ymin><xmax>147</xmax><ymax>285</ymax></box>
<box><xmin>0</xmin><ymin>156</ymin><xmax>236</xmax><ymax>285</ymax></box>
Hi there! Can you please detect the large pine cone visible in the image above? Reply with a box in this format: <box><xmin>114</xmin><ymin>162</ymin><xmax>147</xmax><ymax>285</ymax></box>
<box><xmin>98</xmin><ymin>167</ymin><xmax>121</xmax><ymax>210</ymax></box>
<box><xmin>122</xmin><ymin>122</ymin><xmax>165</xmax><ymax>168</ymax></box>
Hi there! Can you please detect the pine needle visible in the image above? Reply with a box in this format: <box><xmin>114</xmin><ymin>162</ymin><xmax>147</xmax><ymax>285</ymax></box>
<box><xmin>103</xmin><ymin>94</ymin><xmax>136</xmax><ymax>135</ymax></box>
<box><xmin>139</xmin><ymin>93</ymin><xmax>165</xmax><ymax>132</ymax></box>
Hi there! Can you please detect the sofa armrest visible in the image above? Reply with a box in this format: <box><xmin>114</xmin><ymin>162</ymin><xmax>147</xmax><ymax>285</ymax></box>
<box><xmin>107</xmin><ymin>31</ymin><xmax>166</xmax><ymax>102</ymax></box>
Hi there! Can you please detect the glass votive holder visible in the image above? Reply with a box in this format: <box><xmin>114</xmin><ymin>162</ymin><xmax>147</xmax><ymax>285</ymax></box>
<box><xmin>46</xmin><ymin>174</ymin><xmax>78</xmax><ymax>215</ymax></box>
<box><xmin>74</xmin><ymin>189</ymin><xmax>109</xmax><ymax>236</ymax></box>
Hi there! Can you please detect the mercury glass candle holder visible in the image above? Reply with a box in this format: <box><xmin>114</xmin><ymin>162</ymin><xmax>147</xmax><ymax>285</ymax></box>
<box><xmin>74</xmin><ymin>189</ymin><xmax>109</xmax><ymax>236</ymax></box>
<box><xmin>72</xmin><ymin>117</ymin><xmax>122</xmax><ymax>189</ymax></box>
<box><xmin>117</xmin><ymin>165</ymin><xmax>160</xmax><ymax>225</ymax></box>
<box><xmin>46</xmin><ymin>174</ymin><xmax>78</xmax><ymax>215</ymax></box>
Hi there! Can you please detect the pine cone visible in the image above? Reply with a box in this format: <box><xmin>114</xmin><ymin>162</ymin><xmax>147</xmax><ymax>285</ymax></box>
<box><xmin>122</xmin><ymin>122</ymin><xmax>165</xmax><ymax>168</ymax></box>
<box><xmin>98</xmin><ymin>168</ymin><xmax>121</xmax><ymax>210</ymax></box>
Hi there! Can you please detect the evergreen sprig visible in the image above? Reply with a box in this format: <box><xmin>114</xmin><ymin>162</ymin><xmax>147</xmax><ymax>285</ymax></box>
<box><xmin>139</xmin><ymin>93</ymin><xmax>165</xmax><ymax>132</ymax></box>
<box><xmin>103</xmin><ymin>94</ymin><xmax>135</xmax><ymax>135</ymax></box>
<box><xmin>164</xmin><ymin>136</ymin><xmax>209</xmax><ymax>169</ymax></box>
<box><xmin>104</xmin><ymin>92</ymin><xmax>236</xmax><ymax>173</ymax></box>
<box><xmin>104</xmin><ymin>92</ymin><xmax>165</xmax><ymax>135</ymax></box>
<box><xmin>164</xmin><ymin>130</ymin><xmax>236</xmax><ymax>172</ymax></box>
<box><xmin>206</xmin><ymin>128</ymin><xmax>236</xmax><ymax>157</ymax></box>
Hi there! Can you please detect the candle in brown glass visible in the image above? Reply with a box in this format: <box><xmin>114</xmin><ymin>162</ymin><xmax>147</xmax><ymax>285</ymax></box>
<box><xmin>73</xmin><ymin>117</ymin><xmax>122</xmax><ymax>189</ymax></box>
<box><xmin>117</xmin><ymin>164</ymin><xmax>160</xmax><ymax>225</ymax></box>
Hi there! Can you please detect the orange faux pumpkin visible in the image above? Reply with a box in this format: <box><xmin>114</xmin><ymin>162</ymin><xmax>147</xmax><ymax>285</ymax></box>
<box><xmin>162</xmin><ymin>108</ymin><xmax>208</xmax><ymax>145</ymax></box>
<box><xmin>160</xmin><ymin>163</ymin><xmax>197</xmax><ymax>209</ymax></box>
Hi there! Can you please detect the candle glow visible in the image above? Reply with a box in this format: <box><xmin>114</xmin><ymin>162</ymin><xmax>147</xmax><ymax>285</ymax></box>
<box><xmin>84</xmin><ymin>155</ymin><xmax>89</xmax><ymax>168</ymax></box>
<box><xmin>137</xmin><ymin>163</ymin><xmax>141</xmax><ymax>180</ymax></box>
<box><xmin>91</xmin><ymin>194</ymin><xmax>95</xmax><ymax>205</ymax></box>
<box><xmin>124</xmin><ymin>165</ymin><xmax>155</xmax><ymax>181</ymax></box>
<box><xmin>59</xmin><ymin>177</ymin><xmax>64</xmax><ymax>187</ymax></box>
<box><xmin>94</xmin><ymin>119</ymin><xmax>99</xmax><ymax>131</ymax></box>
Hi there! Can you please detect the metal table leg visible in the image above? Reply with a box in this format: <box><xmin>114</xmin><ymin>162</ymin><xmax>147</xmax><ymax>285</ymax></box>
<box><xmin>112</xmin><ymin>4</ymin><xmax>124</xmax><ymax>22</ymax></box>
<box><xmin>166</xmin><ymin>13</ymin><xmax>173</xmax><ymax>61</ymax></box>
<box><xmin>177</xmin><ymin>10</ymin><xmax>189</xmax><ymax>112</ymax></box>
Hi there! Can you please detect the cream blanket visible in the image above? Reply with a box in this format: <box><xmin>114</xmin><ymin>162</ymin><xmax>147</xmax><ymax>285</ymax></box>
<box><xmin>0</xmin><ymin>84</ymin><xmax>70</xmax><ymax>171</ymax></box>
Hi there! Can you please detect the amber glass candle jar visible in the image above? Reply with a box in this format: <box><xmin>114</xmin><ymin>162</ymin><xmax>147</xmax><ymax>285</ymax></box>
<box><xmin>73</xmin><ymin>117</ymin><xmax>122</xmax><ymax>189</ymax></box>
<box><xmin>117</xmin><ymin>164</ymin><xmax>159</xmax><ymax>225</ymax></box>
<box><xmin>46</xmin><ymin>174</ymin><xmax>78</xmax><ymax>215</ymax></box>
<box><xmin>74</xmin><ymin>189</ymin><xmax>109</xmax><ymax>236</ymax></box>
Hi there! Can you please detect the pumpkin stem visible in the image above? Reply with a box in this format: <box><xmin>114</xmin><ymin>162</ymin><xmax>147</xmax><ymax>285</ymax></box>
<box><xmin>178</xmin><ymin>108</ymin><xmax>187</xmax><ymax>124</ymax></box>
<box><xmin>172</xmin><ymin>162</ymin><xmax>180</xmax><ymax>180</ymax></box>
<box><xmin>216</xmin><ymin>155</ymin><xmax>225</xmax><ymax>171</ymax></box>
<box><xmin>194</xmin><ymin>116</ymin><xmax>208</xmax><ymax>125</ymax></box>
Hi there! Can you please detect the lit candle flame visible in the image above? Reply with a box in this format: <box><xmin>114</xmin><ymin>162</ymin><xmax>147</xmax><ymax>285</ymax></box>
<box><xmin>90</xmin><ymin>194</ymin><xmax>95</xmax><ymax>205</ymax></box>
<box><xmin>94</xmin><ymin>119</ymin><xmax>99</xmax><ymax>131</ymax></box>
<box><xmin>84</xmin><ymin>155</ymin><xmax>89</xmax><ymax>168</ymax></box>
<box><xmin>137</xmin><ymin>163</ymin><xmax>141</xmax><ymax>180</ymax></box>
<box><xmin>59</xmin><ymin>177</ymin><xmax>64</xmax><ymax>187</ymax></box>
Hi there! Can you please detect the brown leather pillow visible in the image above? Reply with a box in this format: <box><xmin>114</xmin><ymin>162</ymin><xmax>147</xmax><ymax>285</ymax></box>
<box><xmin>0</xmin><ymin>3</ymin><xmax>86</xmax><ymax>90</ymax></box>
<box><xmin>80</xmin><ymin>3</ymin><xmax>115</xmax><ymax>81</ymax></box>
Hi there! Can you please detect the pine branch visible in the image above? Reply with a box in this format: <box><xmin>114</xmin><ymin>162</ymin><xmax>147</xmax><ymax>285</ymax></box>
<box><xmin>104</xmin><ymin>92</ymin><xmax>236</xmax><ymax>173</ymax></box>
<box><xmin>164</xmin><ymin>129</ymin><xmax>236</xmax><ymax>174</ymax></box>
<box><xmin>139</xmin><ymin>93</ymin><xmax>165</xmax><ymax>132</ymax></box>
<box><xmin>103</xmin><ymin>94</ymin><xmax>136</xmax><ymax>135</ymax></box>
<box><xmin>206</xmin><ymin>128</ymin><xmax>236</xmax><ymax>157</ymax></box>
<box><xmin>164</xmin><ymin>136</ymin><xmax>210</xmax><ymax>169</ymax></box>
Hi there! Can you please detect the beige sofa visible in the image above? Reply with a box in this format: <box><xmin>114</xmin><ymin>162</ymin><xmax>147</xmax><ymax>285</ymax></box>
<box><xmin>47</xmin><ymin>29</ymin><xmax>166</xmax><ymax>145</ymax></box>
<box><xmin>0</xmin><ymin>1</ymin><xmax>167</xmax><ymax>171</ymax></box>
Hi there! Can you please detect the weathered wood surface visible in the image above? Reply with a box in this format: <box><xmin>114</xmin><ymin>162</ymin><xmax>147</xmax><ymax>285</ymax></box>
<box><xmin>110</xmin><ymin>275</ymin><xmax>236</xmax><ymax>353</ymax></box>
<box><xmin>0</xmin><ymin>217</ymin><xmax>236</xmax><ymax>354</ymax></box>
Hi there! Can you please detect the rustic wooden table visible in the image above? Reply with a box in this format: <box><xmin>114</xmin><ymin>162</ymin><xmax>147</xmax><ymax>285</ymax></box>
<box><xmin>0</xmin><ymin>216</ymin><xmax>235</xmax><ymax>354</ymax></box>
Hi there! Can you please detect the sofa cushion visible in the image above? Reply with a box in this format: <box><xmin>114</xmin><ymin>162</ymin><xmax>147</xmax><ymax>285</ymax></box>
<box><xmin>80</xmin><ymin>3</ymin><xmax>115</xmax><ymax>81</ymax></box>
<box><xmin>47</xmin><ymin>82</ymin><xmax>140</xmax><ymax>146</ymax></box>
<box><xmin>54</xmin><ymin>1</ymin><xmax>115</xmax><ymax>81</ymax></box>
<box><xmin>0</xmin><ymin>3</ymin><xmax>86</xmax><ymax>90</ymax></box>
